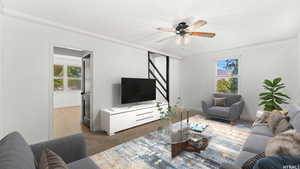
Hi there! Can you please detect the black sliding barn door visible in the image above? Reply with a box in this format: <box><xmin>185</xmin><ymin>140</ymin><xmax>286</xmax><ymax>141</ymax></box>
<box><xmin>148</xmin><ymin>51</ymin><xmax>170</xmax><ymax>103</ymax></box>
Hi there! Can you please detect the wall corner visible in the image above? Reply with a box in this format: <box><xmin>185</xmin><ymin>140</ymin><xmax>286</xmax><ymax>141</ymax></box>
<box><xmin>0</xmin><ymin>0</ymin><xmax>4</xmax><ymax>138</ymax></box>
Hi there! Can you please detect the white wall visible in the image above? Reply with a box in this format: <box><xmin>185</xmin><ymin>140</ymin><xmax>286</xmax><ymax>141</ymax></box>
<box><xmin>53</xmin><ymin>55</ymin><xmax>81</xmax><ymax>108</ymax></box>
<box><xmin>1</xmin><ymin>15</ymin><xmax>181</xmax><ymax>143</ymax></box>
<box><xmin>181</xmin><ymin>38</ymin><xmax>299</xmax><ymax>120</ymax></box>
<box><xmin>169</xmin><ymin>58</ymin><xmax>181</xmax><ymax>105</ymax></box>
<box><xmin>0</xmin><ymin>2</ymin><xmax>4</xmax><ymax>139</ymax></box>
<box><xmin>297</xmin><ymin>33</ymin><xmax>300</xmax><ymax>105</ymax></box>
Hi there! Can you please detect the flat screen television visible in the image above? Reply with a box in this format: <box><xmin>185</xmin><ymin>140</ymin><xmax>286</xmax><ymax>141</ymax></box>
<box><xmin>121</xmin><ymin>78</ymin><xmax>156</xmax><ymax>104</ymax></box>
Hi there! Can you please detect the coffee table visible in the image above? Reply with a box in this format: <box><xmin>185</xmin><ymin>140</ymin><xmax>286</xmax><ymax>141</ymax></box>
<box><xmin>157</xmin><ymin>123</ymin><xmax>209</xmax><ymax>158</ymax></box>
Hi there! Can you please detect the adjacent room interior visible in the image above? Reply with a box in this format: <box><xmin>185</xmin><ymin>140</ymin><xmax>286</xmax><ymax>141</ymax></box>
<box><xmin>1</xmin><ymin>0</ymin><xmax>300</xmax><ymax>169</ymax></box>
<box><xmin>52</xmin><ymin>47</ymin><xmax>93</xmax><ymax>138</ymax></box>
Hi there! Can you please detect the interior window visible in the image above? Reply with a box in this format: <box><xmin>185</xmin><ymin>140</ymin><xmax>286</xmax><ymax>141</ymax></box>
<box><xmin>67</xmin><ymin>66</ymin><xmax>81</xmax><ymax>90</ymax></box>
<box><xmin>216</xmin><ymin>59</ymin><xmax>239</xmax><ymax>93</ymax></box>
<box><xmin>53</xmin><ymin>64</ymin><xmax>64</xmax><ymax>91</ymax></box>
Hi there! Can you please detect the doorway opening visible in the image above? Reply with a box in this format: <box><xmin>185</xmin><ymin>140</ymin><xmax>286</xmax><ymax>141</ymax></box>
<box><xmin>51</xmin><ymin>46</ymin><xmax>93</xmax><ymax>139</ymax></box>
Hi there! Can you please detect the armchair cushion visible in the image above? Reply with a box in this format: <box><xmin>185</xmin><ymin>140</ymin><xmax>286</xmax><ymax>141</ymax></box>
<box><xmin>213</xmin><ymin>93</ymin><xmax>241</xmax><ymax>107</ymax></box>
<box><xmin>207</xmin><ymin>106</ymin><xmax>230</xmax><ymax>118</ymax></box>
<box><xmin>213</xmin><ymin>97</ymin><xmax>226</xmax><ymax>106</ymax></box>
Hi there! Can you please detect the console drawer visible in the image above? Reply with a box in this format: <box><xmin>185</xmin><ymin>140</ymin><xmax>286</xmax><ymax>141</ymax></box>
<box><xmin>110</xmin><ymin>112</ymin><xmax>135</xmax><ymax>133</ymax></box>
<box><xmin>102</xmin><ymin>103</ymin><xmax>168</xmax><ymax>135</ymax></box>
<box><xmin>135</xmin><ymin>114</ymin><xmax>157</xmax><ymax>126</ymax></box>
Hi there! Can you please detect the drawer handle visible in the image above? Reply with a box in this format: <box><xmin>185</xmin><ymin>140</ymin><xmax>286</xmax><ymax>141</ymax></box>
<box><xmin>136</xmin><ymin>111</ymin><xmax>153</xmax><ymax>116</ymax></box>
<box><xmin>136</xmin><ymin>116</ymin><xmax>154</xmax><ymax>121</ymax></box>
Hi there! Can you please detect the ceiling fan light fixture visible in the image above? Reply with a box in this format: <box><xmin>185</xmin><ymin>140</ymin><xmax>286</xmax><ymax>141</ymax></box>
<box><xmin>156</xmin><ymin>19</ymin><xmax>215</xmax><ymax>44</ymax></box>
<box><xmin>176</xmin><ymin>35</ymin><xmax>189</xmax><ymax>45</ymax></box>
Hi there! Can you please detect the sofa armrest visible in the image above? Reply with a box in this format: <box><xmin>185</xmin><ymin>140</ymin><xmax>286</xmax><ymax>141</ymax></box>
<box><xmin>30</xmin><ymin>134</ymin><xmax>87</xmax><ymax>164</ymax></box>
<box><xmin>220</xmin><ymin>163</ymin><xmax>240</xmax><ymax>169</ymax></box>
<box><xmin>229</xmin><ymin>100</ymin><xmax>244</xmax><ymax>120</ymax></box>
<box><xmin>202</xmin><ymin>100</ymin><xmax>213</xmax><ymax>113</ymax></box>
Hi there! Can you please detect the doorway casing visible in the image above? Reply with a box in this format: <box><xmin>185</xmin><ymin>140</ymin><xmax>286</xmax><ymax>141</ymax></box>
<box><xmin>49</xmin><ymin>44</ymin><xmax>95</xmax><ymax>139</ymax></box>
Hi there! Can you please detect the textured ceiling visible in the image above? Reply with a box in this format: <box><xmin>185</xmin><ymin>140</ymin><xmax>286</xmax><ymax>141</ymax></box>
<box><xmin>2</xmin><ymin>0</ymin><xmax>300</xmax><ymax>57</ymax></box>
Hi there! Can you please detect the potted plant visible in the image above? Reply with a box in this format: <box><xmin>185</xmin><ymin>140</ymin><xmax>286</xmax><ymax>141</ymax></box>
<box><xmin>259</xmin><ymin>77</ymin><xmax>290</xmax><ymax>111</ymax></box>
<box><xmin>157</xmin><ymin>97</ymin><xmax>182</xmax><ymax>123</ymax></box>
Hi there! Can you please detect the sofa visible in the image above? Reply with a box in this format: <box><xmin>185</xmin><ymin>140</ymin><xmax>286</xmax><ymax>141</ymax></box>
<box><xmin>220</xmin><ymin>104</ymin><xmax>300</xmax><ymax>169</ymax></box>
<box><xmin>202</xmin><ymin>93</ymin><xmax>244</xmax><ymax>123</ymax></box>
<box><xmin>0</xmin><ymin>132</ymin><xmax>99</xmax><ymax>169</ymax></box>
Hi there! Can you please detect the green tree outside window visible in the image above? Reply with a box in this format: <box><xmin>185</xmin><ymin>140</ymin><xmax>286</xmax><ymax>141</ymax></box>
<box><xmin>67</xmin><ymin>66</ymin><xmax>81</xmax><ymax>78</ymax></box>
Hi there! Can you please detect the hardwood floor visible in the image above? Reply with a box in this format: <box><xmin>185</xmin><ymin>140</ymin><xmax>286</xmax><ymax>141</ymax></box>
<box><xmin>83</xmin><ymin>111</ymin><xmax>200</xmax><ymax>156</ymax></box>
<box><xmin>53</xmin><ymin>106</ymin><xmax>200</xmax><ymax>156</ymax></box>
<box><xmin>53</xmin><ymin>106</ymin><xmax>82</xmax><ymax>139</ymax></box>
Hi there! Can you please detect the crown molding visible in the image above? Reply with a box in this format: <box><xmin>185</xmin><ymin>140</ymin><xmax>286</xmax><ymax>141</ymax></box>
<box><xmin>2</xmin><ymin>8</ymin><xmax>182</xmax><ymax>60</ymax></box>
<box><xmin>189</xmin><ymin>36</ymin><xmax>298</xmax><ymax>56</ymax></box>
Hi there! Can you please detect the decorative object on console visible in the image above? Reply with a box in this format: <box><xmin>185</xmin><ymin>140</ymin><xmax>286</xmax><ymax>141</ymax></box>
<box><xmin>259</xmin><ymin>77</ymin><xmax>290</xmax><ymax>111</ymax></box>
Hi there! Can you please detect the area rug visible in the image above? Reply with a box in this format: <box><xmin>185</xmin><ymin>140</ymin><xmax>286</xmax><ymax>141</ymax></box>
<box><xmin>91</xmin><ymin>115</ymin><xmax>251</xmax><ymax>169</ymax></box>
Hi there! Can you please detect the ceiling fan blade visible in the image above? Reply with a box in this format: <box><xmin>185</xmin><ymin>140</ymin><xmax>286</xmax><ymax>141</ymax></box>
<box><xmin>189</xmin><ymin>32</ymin><xmax>216</xmax><ymax>38</ymax></box>
<box><xmin>187</xmin><ymin>20</ymin><xmax>207</xmax><ymax>30</ymax></box>
<box><xmin>156</xmin><ymin>35</ymin><xmax>177</xmax><ymax>43</ymax></box>
<box><xmin>156</xmin><ymin>27</ymin><xmax>176</xmax><ymax>32</ymax></box>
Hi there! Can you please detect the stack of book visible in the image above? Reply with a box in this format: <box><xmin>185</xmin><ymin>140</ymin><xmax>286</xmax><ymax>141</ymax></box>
<box><xmin>189</xmin><ymin>123</ymin><xmax>208</xmax><ymax>133</ymax></box>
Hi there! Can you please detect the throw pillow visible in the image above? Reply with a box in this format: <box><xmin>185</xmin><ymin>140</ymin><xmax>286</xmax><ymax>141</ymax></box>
<box><xmin>272</xmin><ymin>109</ymin><xmax>288</xmax><ymax>116</ymax></box>
<box><xmin>38</xmin><ymin>149</ymin><xmax>68</xmax><ymax>169</ymax></box>
<box><xmin>214</xmin><ymin>97</ymin><xmax>225</xmax><ymax>106</ymax></box>
<box><xmin>274</xmin><ymin>119</ymin><xmax>293</xmax><ymax>135</ymax></box>
<box><xmin>242</xmin><ymin>152</ymin><xmax>265</xmax><ymax>169</ymax></box>
<box><xmin>265</xmin><ymin>130</ymin><xmax>300</xmax><ymax>157</ymax></box>
<box><xmin>268</xmin><ymin>113</ymin><xmax>292</xmax><ymax>135</ymax></box>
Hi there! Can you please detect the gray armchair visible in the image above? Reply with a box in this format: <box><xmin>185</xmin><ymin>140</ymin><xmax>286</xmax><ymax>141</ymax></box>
<box><xmin>202</xmin><ymin>93</ymin><xmax>244</xmax><ymax>123</ymax></box>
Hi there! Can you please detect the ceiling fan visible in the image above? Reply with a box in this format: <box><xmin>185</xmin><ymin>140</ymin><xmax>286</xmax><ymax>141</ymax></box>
<box><xmin>156</xmin><ymin>20</ymin><xmax>215</xmax><ymax>45</ymax></box>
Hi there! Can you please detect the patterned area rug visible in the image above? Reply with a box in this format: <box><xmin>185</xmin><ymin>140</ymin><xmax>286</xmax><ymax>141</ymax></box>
<box><xmin>91</xmin><ymin>115</ymin><xmax>251</xmax><ymax>169</ymax></box>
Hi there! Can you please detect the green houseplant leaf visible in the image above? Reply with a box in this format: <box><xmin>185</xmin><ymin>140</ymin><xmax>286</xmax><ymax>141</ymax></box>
<box><xmin>264</xmin><ymin>79</ymin><xmax>274</xmax><ymax>87</ymax></box>
<box><xmin>258</xmin><ymin>77</ymin><xmax>290</xmax><ymax>111</ymax></box>
<box><xmin>272</xmin><ymin>77</ymin><xmax>282</xmax><ymax>86</ymax></box>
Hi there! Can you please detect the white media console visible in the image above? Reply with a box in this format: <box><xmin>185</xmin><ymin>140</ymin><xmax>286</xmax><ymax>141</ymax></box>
<box><xmin>101</xmin><ymin>102</ymin><xmax>168</xmax><ymax>136</ymax></box>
